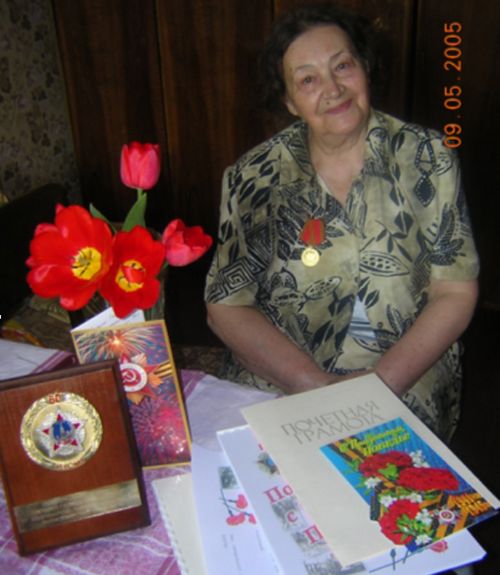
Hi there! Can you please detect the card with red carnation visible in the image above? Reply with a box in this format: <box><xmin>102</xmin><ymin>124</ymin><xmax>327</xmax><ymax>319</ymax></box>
<box><xmin>320</xmin><ymin>417</ymin><xmax>497</xmax><ymax>554</ymax></box>
<box><xmin>71</xmin><ymin>320</ymin><xmax>191</xmax><ymax>468</ymax></box>
<box><xmin>241</xmin><ymin>373</ymin><xmax>500</xmax><ymax>567</ymax></box>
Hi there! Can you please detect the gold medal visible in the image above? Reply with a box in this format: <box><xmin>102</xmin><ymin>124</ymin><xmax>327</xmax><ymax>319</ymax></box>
<box><xmin>301</xmin><ymin>246</ymin><xmax>320</xmax><ymax>267</ymax></box>
<box><xmin>300</xmin><ymin>218</ymin><xmax>324</xmax><ymax>267</ymax></box>
<box><xmin>20</xmin><ymin>392</ymin><xmax>103</xmax><ymax>471</ymax></box>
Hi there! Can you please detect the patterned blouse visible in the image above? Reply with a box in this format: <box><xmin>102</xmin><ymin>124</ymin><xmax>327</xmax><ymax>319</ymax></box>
<box><xmin>205</xmin><ymin>110</ymin><xmax>479</xmax><ymax>441</ymax></box>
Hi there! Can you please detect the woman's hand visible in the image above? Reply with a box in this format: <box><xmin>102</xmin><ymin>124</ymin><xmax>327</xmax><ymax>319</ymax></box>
<box><xmin>206</xmin><ymin>302</ymin><xmax>335</xmax><ymax>393</ymax></box>
<box><xmin>375</xmin><ymin>278</ymin><xmax>479</xmax><ymax>396</ymax></box>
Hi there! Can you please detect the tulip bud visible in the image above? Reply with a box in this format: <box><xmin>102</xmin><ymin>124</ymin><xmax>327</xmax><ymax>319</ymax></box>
<box><xmin>120</xmin><ymin>142</ymin><xmax>161</xmax><ymax>190</ymax></box>
<box><xmin>162</xmin><ymin>219</ymin><xmax>213</xmax><ymax>266</ymax></box>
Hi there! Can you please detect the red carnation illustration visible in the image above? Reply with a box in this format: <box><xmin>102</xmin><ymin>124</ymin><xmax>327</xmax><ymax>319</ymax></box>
<box><xmin>397</xmin><ymin>467</ymin><xmax>459</xmax><ymax>492</ymax></box>
<box><xmin>379</xmin><ymin>499</ymin><xmax>421</xmax><ymax>545</ymax></box>
<box><xmin>359</xmin><ymin>450</ymin><xmax>413</xmax><ymax>480</ymax></box>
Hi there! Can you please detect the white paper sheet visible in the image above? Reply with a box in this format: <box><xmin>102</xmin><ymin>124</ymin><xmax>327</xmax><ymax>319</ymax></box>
<box><xmin>186</xmin><ymin>373</ymin><xmax>278</xmax><ymax>450</ymax></box>
<box><xmin>153</xmin><ymin>474</ymin><xmax>208</xmax><ymax>575</ymax></box>
<box><xmin>191</xmin><ymin>443</ymin><xmax>280</xmax><ymax>575</ymax></box>
<box><xmin>0</xmin><ymin>339</ymin><xmax>73</xmax><ymax>380</ymax></box>
<box><xmin>69</xmin><ymin>306</ymin><xmax>145</xmax><ymax>330</ymax></box>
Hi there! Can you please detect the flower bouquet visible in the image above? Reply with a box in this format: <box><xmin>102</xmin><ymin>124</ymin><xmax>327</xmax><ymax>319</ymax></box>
<box><xmin>26</xmin><ymin>142</ymin><xmax>213</xmax><ymax>320</ymax></box>
<box><xmin>358</xmin><ymin>449</ymin><xmax>462</xmax><ymax>549</ymax></box>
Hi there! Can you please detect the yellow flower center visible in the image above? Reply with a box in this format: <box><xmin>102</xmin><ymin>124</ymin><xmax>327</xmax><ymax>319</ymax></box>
<box><xmin>116</xmin><ymin>259</ymin><xmax>145</xmax><ymax>292</ymax></box>
<box><xmin>72</xmin><ymin>246</ymin><xmax>102</xmax><ymax>280</ymax></box>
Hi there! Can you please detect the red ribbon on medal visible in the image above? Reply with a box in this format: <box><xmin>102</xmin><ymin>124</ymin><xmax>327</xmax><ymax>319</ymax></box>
<box><xmin>300</xmin><ymin>219</ymin><xmax>325</xmax><ymax>267</ymax></box>
<box><xmin>301</xmin><ymin>219</ymin><xmax>325</xmax><ymax>245</ymax></box>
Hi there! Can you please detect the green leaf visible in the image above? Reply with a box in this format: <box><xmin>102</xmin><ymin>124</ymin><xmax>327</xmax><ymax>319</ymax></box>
<box><xmin>380</xmin><ymin>463</ymin><xmax>399</xmax><ymax>481</ymax></box>
<box><xmin>122</xmin><ymin>192</ymin><xmax>147</xmax><ymax>231</ymax></box>
<box><xmin>89</xmin><ymin>203</ymin><xmax>113</xmax><ymax>225</ymax></box>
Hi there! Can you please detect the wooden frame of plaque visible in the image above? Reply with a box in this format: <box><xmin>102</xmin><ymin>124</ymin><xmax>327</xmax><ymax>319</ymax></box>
<box><xmin>0</xmin><ymin>360</ymin><xmax>150</xmax><ymax>555</ymax></box>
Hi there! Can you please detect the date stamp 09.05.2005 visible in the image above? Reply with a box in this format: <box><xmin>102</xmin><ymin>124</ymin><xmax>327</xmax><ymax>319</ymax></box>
<box><xmin>442</xmin><ymin>22</ymin><xmax>463</xmax><ymax>149</ymax></box>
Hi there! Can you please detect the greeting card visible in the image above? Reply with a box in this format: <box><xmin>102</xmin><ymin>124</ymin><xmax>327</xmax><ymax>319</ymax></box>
<box><xmin>72</xmin><ymin>319</ymin><xmax>190</xmax><ymax>468</ymax></box>
<box><xmin>320</xmin><ymin>417</ymin><xmax>496</xmax><ymax>552</ymax></box>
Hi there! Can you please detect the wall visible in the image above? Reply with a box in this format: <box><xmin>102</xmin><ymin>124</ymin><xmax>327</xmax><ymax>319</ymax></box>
<box><xmin>0</xmin><ymin>0</ymin><xmax>79</xmax><ymax>202</ymax></box>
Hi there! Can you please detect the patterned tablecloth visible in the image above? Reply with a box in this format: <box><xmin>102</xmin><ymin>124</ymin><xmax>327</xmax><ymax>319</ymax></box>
<box><xmin>0</xmin><ymin>369</ymin><xmax>206</xmax><ymax>575</ymax></box>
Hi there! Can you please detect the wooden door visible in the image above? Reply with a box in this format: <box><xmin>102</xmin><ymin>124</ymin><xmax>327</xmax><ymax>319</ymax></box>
<box><xmin>52</xmin><ymin>0</ymin><xmax>413</xmax><ymax>238</ymax></box>
<box><xmin>52</xmin><ymin>0</ymin><xmax>170</xmax><ymax>230</ymax></box>
<box><xmin>155</xmin><ymin>0</ymin><xmax>273</xmax><ymax>236</ymax></box>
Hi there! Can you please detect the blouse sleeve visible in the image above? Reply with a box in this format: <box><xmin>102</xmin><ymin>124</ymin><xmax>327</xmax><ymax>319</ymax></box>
<box><xmin>428</xmin><ymin>142</ymin><xmax>479</xmax><ymax>281</ymax></box>
<box><xmin>399</xmin><ymin>129</ymin><xmax>480</xmax><ymax>282</ymax></box>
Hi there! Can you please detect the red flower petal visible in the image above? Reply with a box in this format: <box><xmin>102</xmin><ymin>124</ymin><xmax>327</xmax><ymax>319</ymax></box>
<box><xmin>100</xmin><ymin>227</ymin><xmax>165</xmax><ymax>318</ymax></box>
<box><xmin>59</xmin><ymin>287</ymin><xmax>101</xmax><ymax>310</ymax></box>
<box><xmin>120</xmin><ymin>142</ymin><xmax>161</xmax><ymax>190</ymax></box>
<box><xmin>26</xmin><ymin>204</ymin><xmax>113</xmax><ymax>311</ymax></box>
<box><xmin>162</xmin><ymin>218</ymin><xmax>212</xmax><ymax>266</ymax></box>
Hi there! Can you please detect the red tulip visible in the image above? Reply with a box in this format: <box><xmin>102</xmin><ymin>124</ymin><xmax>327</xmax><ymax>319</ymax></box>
<box><xmin>120</xmin><ymin>142</ymin><xmax>161</xmax><ymax>190</ymax></box>
<box><xmin>100</xmin><ymin>226</ymin><xmax>166</xmax><ymax>318</ymax></box>
<box><xmin>162</xmin><ymin>219</ymin><xmax>213</xmax><ymax>266</ymax></box>
<box><xmin>26</xmin><ymin>204</ymin><xmax>114</xmax><ymax>310</ymax></box>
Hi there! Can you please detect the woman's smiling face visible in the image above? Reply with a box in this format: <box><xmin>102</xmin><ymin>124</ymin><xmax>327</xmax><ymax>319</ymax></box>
<box><xmin>283</xmin><ymin>25</ymin><xmax>370</xmax><ymax>143</ymax></box>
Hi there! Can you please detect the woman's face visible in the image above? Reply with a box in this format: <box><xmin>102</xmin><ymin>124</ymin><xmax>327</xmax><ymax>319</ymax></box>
<box><xmin>283</xmin><ymin>25</ymin><xmax>370</xmax><ymax>143</ymax></box>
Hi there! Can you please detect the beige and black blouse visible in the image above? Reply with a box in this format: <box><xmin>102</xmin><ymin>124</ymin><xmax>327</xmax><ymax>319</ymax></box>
<box><xmin>205</xmin><ymin>110</ymin><xmax>479</xmax><ymax>441</ymax></box>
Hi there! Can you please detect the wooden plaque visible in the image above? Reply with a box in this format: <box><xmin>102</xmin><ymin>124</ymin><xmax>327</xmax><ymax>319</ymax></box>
<box><xmin>0</xmin><ymin>360</ymin><xmax>150</xmax><ymax>555</ymax></box>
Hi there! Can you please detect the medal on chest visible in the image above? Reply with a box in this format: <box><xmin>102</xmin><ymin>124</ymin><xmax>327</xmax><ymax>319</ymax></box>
<box><xmin>300</xmin><ymin>218</ymin><xmax>325</xmax><ymax>267</ymax></box>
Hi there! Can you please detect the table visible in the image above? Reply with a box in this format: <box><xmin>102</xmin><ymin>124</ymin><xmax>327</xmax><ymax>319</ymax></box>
<box><xmin>0</xmin><ymin>370</ymin><xmax>205</xmax><ymax>575</ymax></box>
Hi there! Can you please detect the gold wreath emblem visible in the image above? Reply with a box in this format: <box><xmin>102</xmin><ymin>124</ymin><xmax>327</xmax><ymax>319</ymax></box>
<box><xmin>20</xmin><ymin>392</ymin><xmax>103</xmax><ymax>471</ymax></box>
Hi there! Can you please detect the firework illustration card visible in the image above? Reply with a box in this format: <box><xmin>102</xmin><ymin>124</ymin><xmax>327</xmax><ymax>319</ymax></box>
<box><xmin>71</xmin><ymin>320</ymin><xmax>191</xmax><ymax>468</ymax></box>
<box><xmin>320</xmin><ymin>418</ymin><xmax>496</xmax><ymax>554</ymax></box>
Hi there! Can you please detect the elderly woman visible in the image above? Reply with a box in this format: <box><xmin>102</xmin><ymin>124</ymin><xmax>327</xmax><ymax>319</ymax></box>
<box><xmin>204</xmin><ymin>4</ymin><xmax>479</xmax><ymax>441</ymax></box>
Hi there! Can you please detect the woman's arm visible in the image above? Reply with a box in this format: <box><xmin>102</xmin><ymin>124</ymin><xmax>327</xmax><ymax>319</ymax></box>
<box><xmin>206</xmin><ymin>302</ymin><xmax>337</xmax><ymax>393</ymax></box>
<box><xmin>375</xmin><ymin>278</ymin><xmax>479</xmax><ymax>396</ymax></box>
